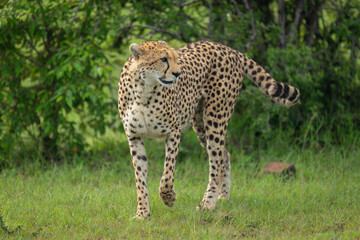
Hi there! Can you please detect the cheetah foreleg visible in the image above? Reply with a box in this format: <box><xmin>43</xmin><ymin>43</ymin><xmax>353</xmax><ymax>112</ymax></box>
<box><xmin>128</xmin><ymin>137</ymin><xmax>151</xmax><ymax>219</ymax></box>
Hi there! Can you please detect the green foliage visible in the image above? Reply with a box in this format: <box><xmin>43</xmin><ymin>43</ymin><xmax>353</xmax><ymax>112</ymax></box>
<box><xmin>1</xmin><ymin>0</ymin><xmax>359</xmax><ymax>161</ymax></box>
<box><xmin>0</xmin><ymin>0</ymin><xmax>118</xmax><ymax>160</ymax></box>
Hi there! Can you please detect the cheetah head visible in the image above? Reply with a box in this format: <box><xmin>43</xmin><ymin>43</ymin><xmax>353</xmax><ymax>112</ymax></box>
<box><xmin>129</xmin><ymin>41</ymin><xmax>181</xmax><ymax>87</ymax></box>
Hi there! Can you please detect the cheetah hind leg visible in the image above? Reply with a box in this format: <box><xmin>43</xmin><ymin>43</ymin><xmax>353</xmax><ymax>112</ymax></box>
<box><xmin>218</xmin><ymin>150</ymin><xmax>231</xmax><ymax>200</ymax></box>
<box><xmin>159</xmin><ymin>132</ymin><xmax>181</xmax><ymax>207</ymax></box>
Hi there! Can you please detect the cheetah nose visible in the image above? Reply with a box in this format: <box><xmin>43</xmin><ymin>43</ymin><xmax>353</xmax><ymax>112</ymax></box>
<box><xmin>172</xmin><ymin>71</ymin><xmax>181</xmax><ymax>78</ymax></box>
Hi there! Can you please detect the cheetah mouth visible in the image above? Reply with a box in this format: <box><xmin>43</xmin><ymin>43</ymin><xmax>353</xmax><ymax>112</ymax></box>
<box><xmin>158</xmin><ymin>77</ymin><xmax>175</xmax><ymax>87</ymax></box>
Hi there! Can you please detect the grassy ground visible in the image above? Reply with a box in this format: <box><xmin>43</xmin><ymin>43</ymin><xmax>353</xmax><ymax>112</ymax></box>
<box><xmin>1</xmin><ymin>134</ymin><xmax>359</xmax><ymax>239</ymax></box>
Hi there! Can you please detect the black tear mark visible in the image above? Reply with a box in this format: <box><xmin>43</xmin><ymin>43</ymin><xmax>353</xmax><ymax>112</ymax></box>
<box><xmin>164</xmin><ymin>60</ymin><xmax>170</xmax><ymax>76</ymax></box>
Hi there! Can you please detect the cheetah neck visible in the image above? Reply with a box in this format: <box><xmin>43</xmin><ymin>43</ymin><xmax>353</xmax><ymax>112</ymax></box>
<box><xmin>130</xmin><ymin>74</ymin><xmax>162</xmax><ymax>106</ymax></box>
<box><xmin>125</xmin><ymin>63</ymin><xmax>155</xmax><ymax>105</ymax></box>
<box><xmin>127</xmin><ymin>62</ymin><xmax>174</xmax><ymax>108</ymax></box>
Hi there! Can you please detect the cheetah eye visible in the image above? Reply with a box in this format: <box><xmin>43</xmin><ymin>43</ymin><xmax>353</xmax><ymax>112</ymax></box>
<box><xmin>160</xmin><ymin>57</ymin><xmax>168</xmax><ymax>63</ymax></box>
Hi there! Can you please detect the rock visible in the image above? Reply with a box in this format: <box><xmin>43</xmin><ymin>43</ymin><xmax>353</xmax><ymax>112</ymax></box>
<box><xmin>262</xmin><ymin>162</ymin><xmax>296</xmax><ymax>177</ymax></box>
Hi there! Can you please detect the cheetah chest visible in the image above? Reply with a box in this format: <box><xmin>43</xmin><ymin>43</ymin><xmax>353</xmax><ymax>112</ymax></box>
<box><xmin>124</xmin><ymin>103</ymin><xmax>173</xmax><ymax>139</ymax></box>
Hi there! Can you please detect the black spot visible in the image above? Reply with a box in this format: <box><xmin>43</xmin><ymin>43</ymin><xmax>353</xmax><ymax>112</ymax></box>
<box><xmin>272</xmin><ymin>83</ymin><xmax>283</xmax><ymax>98</ymax></box>
<box><xmin>288</xmin><ymin>89</ymin><xmax>299</xmax><ymax>102</ymax></box>
<box><xmin>281</xmin><ymin>84</ymin><xmax>290</xmax><ymax>98</ymax></box>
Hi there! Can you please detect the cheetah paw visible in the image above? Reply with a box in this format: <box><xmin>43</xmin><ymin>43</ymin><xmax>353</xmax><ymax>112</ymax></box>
<box><xmin>217</xmin><ymin>194</ymin><xmax>230</xmax><ymax>200</ymax></box>
<box><xmin>196</xmin><ymin>200</ymin><xmax>216</xmax><ymax>211</ymax></box>
<box><xmin>159</xmin><ymin>188</ymin><xmax>177</xmax><ymax>207</ymax></box>
<box><xmin>134</xmin><ymin>210</ymin><xmax>151</xmax><ymax>220</ymax></box>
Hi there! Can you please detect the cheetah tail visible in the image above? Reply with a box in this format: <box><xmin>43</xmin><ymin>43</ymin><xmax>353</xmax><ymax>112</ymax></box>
<box><xmin>241</xmin><ymin>56</ymin><xmax>300</xmax><ymax>107</ymax></box>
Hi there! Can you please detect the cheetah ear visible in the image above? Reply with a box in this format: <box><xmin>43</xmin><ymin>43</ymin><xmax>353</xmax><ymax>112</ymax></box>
<box><xmin>158</xmin><ymin>40</ymin><xmax>167</xmax><ymax>45</ymax></box>
<box><xmin>130</xmin><ymin>43</ymin><xmax>141</xmax><ymax>59</ymax></box>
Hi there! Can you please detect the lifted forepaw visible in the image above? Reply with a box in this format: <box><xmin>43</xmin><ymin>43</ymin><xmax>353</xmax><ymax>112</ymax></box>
<box><xmin>159</xmin><ymin>188</ymin><xmax>177</xmax><ymax>207</ymax></box>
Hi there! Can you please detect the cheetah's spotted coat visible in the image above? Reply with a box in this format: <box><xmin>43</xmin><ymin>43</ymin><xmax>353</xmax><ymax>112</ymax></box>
<box><xmin>118</xmin><ymin>40</ymin><xmax>300</xmax><ymax>219</ymax></box>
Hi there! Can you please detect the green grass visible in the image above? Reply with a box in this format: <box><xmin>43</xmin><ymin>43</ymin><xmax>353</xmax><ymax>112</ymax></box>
<box><xmin>1</xmin><ymin>137</ymin><xmax>360</xmax><ymax>239</ymax></box>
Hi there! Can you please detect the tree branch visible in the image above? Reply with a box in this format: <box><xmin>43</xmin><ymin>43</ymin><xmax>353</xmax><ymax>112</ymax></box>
<box><xmin>24</xmin><ymin>30</ymin><xmax>46</xmax><ymax>63</ymax></box>
<box><xmin>229</xmin><ymin>0</ymin><xmax>242</xmax><ymax>17</ymax></box>
<box><xmin>242</xmin><ymin>0</ymin><xmax>257</xmax><ymax>51</ymax></box>
<box><xmin>92</xmin><ymin>0</ymin><xmax>113</xmax><ymax>38</ymax></box>
<box><xmin>287</xmin><ymin>0</ymin><xmax>304</xmax><ymax>43</ymax></box>
<box><xmin>304</xmin><ymin>0</ymin><xmax>324</xmax><ymax>47</ymax></box>
<box><xmin>278</xmin><ymin>0</ymin><xmax>286</xmax><ymax>48</ymax></box>
<box><xmin>119</xmin><ymin>24</ymin><xmax>180</xmax><ymax>39</ymax></box>
<box><xmin>68</xmin><ymin>0</ymin><xmax>86</xmax><ymax>25</ymax></box>
<box><xmin>207</xmin><ymin>0</ymin><xmax>213</xmax><ymax>39</ymax></box>
<box><xmin>173</xmin><ymin>0</ymin><xmax>201</xmax><ymax>7</ymax></box>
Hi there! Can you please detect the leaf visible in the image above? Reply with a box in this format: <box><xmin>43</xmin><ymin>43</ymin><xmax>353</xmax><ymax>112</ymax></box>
<box><xmin>79</xmin><ymin>122</ymin><xmax>86</xmax><ymax>131</ymax></box>
<box><xmin>56</xmin><ymin>96</ymin><xmax>63</xmax><ymax>102</ymax></box>
<box><xmin>15</xmin><ymin>61</ymin><xmax>20</xmax><ymax>76</ymax></box>
<box><xmin>43</xmin><ymin>123</ymin><xmax>52</xmax><ymax>137</ymax></box>
<box><xmin>82</xmin><ymin>92</ymin><xmax>90</xmax><ymax>100</ymax></box>
<box><xmin>66</xmin><ymin>89</ymin><xmax>73</xmax><ymax>108</ymax></box>
<box><xmin>73</xmin><ymin>61</ymin><xmax>83</xmax><ymax>73</ymax></box>
<box><xmin>49</xmin><ymin>86</ymin><xmax>66</xmax><ymax>102</ymax></box>
<box><xmin>56</xmin><ymin>68</ymin><xmax>65</xmax><ymax>79</ymax></box>
<box><xmin>81</xmin><ymin>52</ymin><xmax>89</xmax><ymax>61</ymax></box>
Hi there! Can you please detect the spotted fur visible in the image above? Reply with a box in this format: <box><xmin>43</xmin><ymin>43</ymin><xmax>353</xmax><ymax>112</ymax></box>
<box><xmin>118</xmin><ymin>40</ymin><xmax>300</xmax><ymax>219</ymax></box>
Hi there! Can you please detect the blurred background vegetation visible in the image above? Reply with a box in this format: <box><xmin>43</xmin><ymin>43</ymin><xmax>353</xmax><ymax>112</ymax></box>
<box><xmin>0</xmin><ymin>0</ymin><xmax>359</xmax><ymax>165</ymax></box>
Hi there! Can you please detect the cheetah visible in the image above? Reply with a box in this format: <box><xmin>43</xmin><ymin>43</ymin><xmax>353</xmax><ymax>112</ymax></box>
<box><xmin>118</xmin><ymin>40</ymin><xmax>300</xmax><ymax>219</ymax></box>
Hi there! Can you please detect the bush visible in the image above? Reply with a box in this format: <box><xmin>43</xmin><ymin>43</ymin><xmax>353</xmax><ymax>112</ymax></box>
<box><xmin>0</xmin><ymin>1</ymin><xmax>118</xmax><ymax>161</ymax></box>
